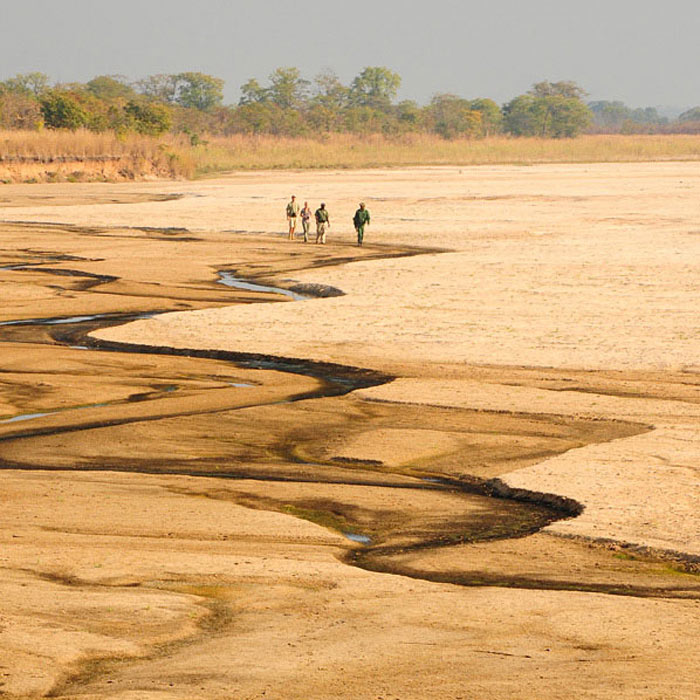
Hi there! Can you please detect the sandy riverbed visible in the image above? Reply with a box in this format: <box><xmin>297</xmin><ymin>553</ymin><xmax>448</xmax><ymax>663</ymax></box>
<box><xmin>1</xmin><ymin>163</ymin><xmax>698</xmax><ymax>698</ymax></box>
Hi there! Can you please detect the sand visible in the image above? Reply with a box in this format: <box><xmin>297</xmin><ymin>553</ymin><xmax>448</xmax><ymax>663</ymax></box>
<box><xmin>0</xmin><ymin>163</ymin><xmax>698</xmax><ymax>698</ymax></box>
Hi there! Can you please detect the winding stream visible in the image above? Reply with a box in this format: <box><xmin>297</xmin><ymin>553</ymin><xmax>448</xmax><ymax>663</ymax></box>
<box><xmin>0</xmin><ymin>254</ymin><xmax>693</xmax><ymax>600</ymax></box>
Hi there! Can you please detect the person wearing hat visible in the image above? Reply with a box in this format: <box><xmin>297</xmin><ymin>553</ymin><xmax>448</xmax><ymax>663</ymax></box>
<box><xmin>315</xmin><ymin>202</ymin><xmax>330</xmax><ymax>244</ymax></box>
<box><xmin>286</xmin><ymin>195</ymin><xmax>300</xmax><ymax>240</ymax></box>
<box><xmin>353</xmin><ymin>202</ymin><xmax>370</xmax><ymax>246</ymax></box>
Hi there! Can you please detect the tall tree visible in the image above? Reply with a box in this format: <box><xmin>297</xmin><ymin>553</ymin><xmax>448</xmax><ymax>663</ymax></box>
<box><xmin>629</xmin><ymin>106</ymin><xmax>665</xmax><ymax>124</ymax></box>
<box><xmin>349</xmin><ymin>67</ymin><xmax>401</xmax><ymax>110</ymax></box>
<box><xmin>530</xmin><ymin>80</ymin><xmax>586</xmax><ymax>99</ymax></box>
<box><xmin>1</xmin><ymin>72</ymin><xmax>50</xmax><ymax>97</ymax></box>
<box><xmin>307</xmin><ymin>70</ymin><xmax>349</xmax><ymax>132</ymax></box>
<box><xmin>312</xmin><ymin>70</ymin><xmax>349</xmax><ymax>110</ymax></box>
<box><xmin>589</xmin><ymin>100</ymin><xmax>631</xmax><ymax>129</ymax></box>
<box><xmin>468</xmin><ymin>98</ymin><xmax>503</xmax><ymax>136</ymax></box>
<box><xmin>504</xmin><ymin>81</ymin><xmax>591</xmax><ymax>137</ymax></box>
<box><xmin>136</xmin><ymin>74</ymin><xmax>179</xmax><ymax>103</ymax></box>
<box><xmin>429</xmin><ymin>94</ymin><xmax>482</xmax><ymax>138</ymax></box>
<box><xmin>267</xmin><ymin>67</ymin><xmax>309</xmax><ymax>110</ymax></box>
<box><xmin>239</xmin><ymin>78</ymin><xmax>268</xmax><ymax>105</ymax></box>
<box><xmin>174</xmin><ymin>72</ymin><xmax>224</xmax><ymax>111</ymax></box>
<box><xmin>87</xmin><ymin>75</ymin><xmax>135</xmax><ymax>100</ymax></box>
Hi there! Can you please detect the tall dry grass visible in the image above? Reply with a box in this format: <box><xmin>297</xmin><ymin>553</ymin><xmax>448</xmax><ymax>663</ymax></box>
<box><xmin>0</xmin><ymin>129</ymin><xmax>196</xmax><ymax>180</ymax></box>
<box><xmin>0</xmin><ymin>128</ymin><xmax>162</xmax><ymax>158</ymax></box>
<box><xmin>188</xmin><ymin>133</ymin><xmax>700</xmax><ymax>175</ymax></box>
<box><xmin>2</xmin><ymin>130</ymin><xmax>700</xmax><ymax>182</ymax></box>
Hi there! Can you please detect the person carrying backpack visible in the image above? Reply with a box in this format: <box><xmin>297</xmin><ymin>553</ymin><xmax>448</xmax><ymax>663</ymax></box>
<box><xmin>315</xmin><ymin>203</ymin><xmax>330</xmax><ymax>244</ymax></box>
<box><xmin>300</xmin><ymin>201</ymin><xmax>312</xmax><ymax>243</ymax></box>
<box><xmin>286</xmin><ymin>195</ymin><xmax>300</xmax><ymax>240</ymax></box>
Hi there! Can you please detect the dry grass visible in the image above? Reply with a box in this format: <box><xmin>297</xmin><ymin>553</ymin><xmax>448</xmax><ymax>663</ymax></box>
<box><xmin>188</xmin><ymin>133</ymin><xmax>700</xmax><ymax>175</ymax></box>
<box><xmin>0</xmin><ymin>129</ymin><xmax>196</xmax><ymax>181</ymax></box>
<box><xmin>2</xmin><ymin>130</ymin><xmax>700</xmax><ymax>183</ymax></box>
<box><xmin>0</xmin><ymin>128</ymin><xmax>169</xmax><ymax>158</ymax></box>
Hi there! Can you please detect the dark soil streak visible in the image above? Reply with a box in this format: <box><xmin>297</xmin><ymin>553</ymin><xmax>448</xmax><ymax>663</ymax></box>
<box><xmin>0</xmin><ymin>246</ymin><xmax>687</xmax><ymax>602</ymax></box>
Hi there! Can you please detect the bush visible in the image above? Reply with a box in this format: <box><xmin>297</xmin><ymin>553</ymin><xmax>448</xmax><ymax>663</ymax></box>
<box><xmin>40</xmin><ymin>92</ymin><xmax>88</xmax><ymax>130</ymax></box>
<box><xmin>0</xmin><ymin>93</ymin><xmax>43</xmax><ymax>129</ymax></box>
<box><xmin>124</xmin><ymin>100</ymin><xmax>172</xmax><ymax>136</ymax></box>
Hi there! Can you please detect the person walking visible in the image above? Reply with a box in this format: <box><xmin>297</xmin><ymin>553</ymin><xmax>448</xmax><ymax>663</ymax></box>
<box><xmin>286</xmin><ymin>195</ymin><xmax>300</xmax><ymax>240</ymax></box>
<box><xmin>315</xmin><ymin>202</ymin><xmax>330</xmax><ymax>244</ymax></box>
<box><xmin>300</xmin><ymin>201</ymin><xmax>312</xmax><ymax>243</ymax></box>
<box><xmin>353</xmin><ymin>202</ymin><xmax>370</xmax><ymax>246</ymax></box>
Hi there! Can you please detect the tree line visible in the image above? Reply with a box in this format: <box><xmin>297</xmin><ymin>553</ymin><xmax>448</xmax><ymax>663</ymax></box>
<box><xmin>0</xmin><ymin>68</ymin><xmax>698</xmax><ymax>140</ymax></box>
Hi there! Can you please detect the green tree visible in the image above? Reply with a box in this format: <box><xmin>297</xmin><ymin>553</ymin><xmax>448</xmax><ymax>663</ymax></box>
<box><xmin>312</xmin><ymin>70</ymin><xmax>349</xmax><ymax>110</ymax></box>
<box><xmin>267</xmin><ymin>67</ymin><xmax>309</xmax><ymax>109</ymax></box>
<box><xmin>396</xmin><ymin>100</ymin><xmax>421</xmax><ymax>129</ymax></box>
<box><xmin>504</xmin><ymin>81</ymin><xmax>591</xmax><ymax>137</ymax></box>
<box><xmin>87</xmin><ymin>75</ymin><xmax>135</xmax><ymax>100</ymax></box>
<box><xmin>502</xmin><ymin>94</ymin><xmax>539</xmax><ymax>136</ymax></box>
<box><xmin>1</xmin><ymin>72</ymin><xmax>50</xmax><ymax>97</ymax></box>
<box><xmin>136</xmin><ymin>74</ymin><xmax>179</xmax><ymax>103</ymax></box>
<box><xmin>629</xmin><ymin>106</ymin><xmax>665</xmax><ymax>124</ymax></box>
<box><xmin>531</xmin><ymin>80</ymin><xmax>586</xmax><ymax>99</ymax></box>
<box><xmin>124</xmin><ymin>100</ymin><xmax>172</xmax><ymax>135</ymax></box>
<box><xmin>429</xmin><ymin>94</ymin><xmax>482</xmax><ymax>138</ymax></box>
<box><xmin>229</xmin><ymin>102</ymin><xmax>274</xmax><ymax>133</ymax></box>
<box><xmin>40</xmin><ymin>92</ymin><xmax>88</xmax><ymax>130</ymax></box>
<box><xmin>468</xmin><ymin>98</ymin><xmax>503</xmax><ymax>136</ymax></box>
<box><xmin>349</xmin><ymin>67</ymin><xmax>401</xmax><ymax>110</ymax></box>
<box><xmin>343</xmin><ymin>105</ymin><xmax>399</xmax><ymax>135</ymax></box>
<box><xmin>542</xmin><ymin>96</ymin><xmax>593</xmax><ymax>136</ymax></box>
<box><xmin>174</xmin><ymin>72</ymin><xmax>224</xmax><ymax>111</ymax></box>
<box><xmin>239</xmin><ymin>78</ymin><xmax>268</xmax><ymax>105</ymax></box>
<box><xmin>307</xmin><ymin>70</ymin><xmax>349</xmax><ymax>131</ymax></box>
<box><xmin>589</xmin><ymin>100</ymin><xmax>631</xmax><ymax>129</ymax></box>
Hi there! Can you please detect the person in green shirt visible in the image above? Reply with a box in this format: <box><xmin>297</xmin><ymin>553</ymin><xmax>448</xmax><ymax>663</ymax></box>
<box><xmin>315</xmin><ymin>203</ymin><xmax>330</xmax><ymax>244</ymax></box>
<box><xmin>353</xmin><ymin>202</ymin><xmax>370</xmax><ymax>246</ymax></box>
<box><xmin>286</xmin><ymin>195</ymin><xmax>300</xmax><ymax>240</ymax></box>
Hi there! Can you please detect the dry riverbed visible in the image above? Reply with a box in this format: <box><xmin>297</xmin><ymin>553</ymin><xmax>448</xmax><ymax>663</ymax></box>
<box><xmin>0</xmin><ymin>164</ymin><xmax>698</xmax><ymax>699</ymax></box>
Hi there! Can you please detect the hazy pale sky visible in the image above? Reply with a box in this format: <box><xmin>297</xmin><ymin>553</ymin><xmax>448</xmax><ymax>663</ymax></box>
<box><xmin>1</xmin><ymin>0</ymin><xmax>698</xmax><ymax>109</ymax></box>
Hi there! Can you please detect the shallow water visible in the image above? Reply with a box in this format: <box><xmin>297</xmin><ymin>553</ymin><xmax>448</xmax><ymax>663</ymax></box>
<box><xmin>0</xmin><ymin>411</ymin><xmax>56</xmax><ymax>424</ymax></box>
<box><xmin>343</xmin><ymin>532</ymin><xmax>372</xmax><ymax>545</ymax></box>
<box><xmin>217</xmin><ymin>271</ymin><xmax>309</xmax><ymax>301</ymax></box>
<box><xmin>0</xmin><ymin>312</ymin><xmax>155</xmax><ymax>327</ymax></box>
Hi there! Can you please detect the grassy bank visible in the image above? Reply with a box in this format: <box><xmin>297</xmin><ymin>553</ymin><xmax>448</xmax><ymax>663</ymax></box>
<box><xmin>2</xmin><ymin>130</ymin><xmax>700</xmax><ymax>183</ymax></box>
<box><xmin>187</xmin><ymin>133</ymin><xmax>700</xmax><ymax>175</ymax></box>
<box><xmin>0</xmin><ymin>129</ymin><xmax>195</xmax><ymax>182</ymax></box>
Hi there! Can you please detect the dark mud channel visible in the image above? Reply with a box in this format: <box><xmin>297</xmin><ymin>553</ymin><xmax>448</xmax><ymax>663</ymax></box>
<box><xmin>1</xmin><ymin>256</ymin><xmax>694</xmax><ymax>600</ymax></box>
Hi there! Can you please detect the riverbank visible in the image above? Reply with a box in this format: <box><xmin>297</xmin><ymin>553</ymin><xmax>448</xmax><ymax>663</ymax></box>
<box><xmin>2</xmin><ymin>130</ymin><xmax>700</xmax><ymax>183</ymax></box>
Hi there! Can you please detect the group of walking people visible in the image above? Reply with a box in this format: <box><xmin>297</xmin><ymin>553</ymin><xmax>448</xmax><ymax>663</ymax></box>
<box><xmin>286</xmin><ymin>196</ymin><xmax>370</xmax><ymax>246</ymax></box>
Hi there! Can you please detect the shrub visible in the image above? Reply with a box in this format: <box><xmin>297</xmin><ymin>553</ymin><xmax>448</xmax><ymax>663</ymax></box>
<box><xmin>124</xmin><ymin>100</ymin><xmax>172</xmax><ymax>136</ymax></box>
<box><xmin>40</xmin><ymin>92</ymin><xmax>88</xmax><ymax>130</ymax></box>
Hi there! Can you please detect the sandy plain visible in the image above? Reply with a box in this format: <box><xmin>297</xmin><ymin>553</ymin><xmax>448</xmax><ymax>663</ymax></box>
<box><xmin>0</xmin><ymin>163</ymin><xmax>698</xmax><ymax>698</ymax></box>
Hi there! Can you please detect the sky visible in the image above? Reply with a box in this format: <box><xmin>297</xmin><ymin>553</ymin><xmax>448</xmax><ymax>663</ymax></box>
<box><xmin>1</xmin><ymin>0</ymin><xmax>698</xmax><ymax>112</ymax></box>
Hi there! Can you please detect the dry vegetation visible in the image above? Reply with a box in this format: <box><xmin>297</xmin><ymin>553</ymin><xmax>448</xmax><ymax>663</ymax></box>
<box><xmin>189</xmin><ymin>133</ymin><xmax>700</xmax><ymax>172</ymax></box>
<box><xmin>0</xmin><ymin>129</ymin><xmax>195</xmax><ymax>182</ymax></box>
<box><xmin>2</xmin><ymin>130</ymin><xmax>700</xmax><ymax>182</ymax></box>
